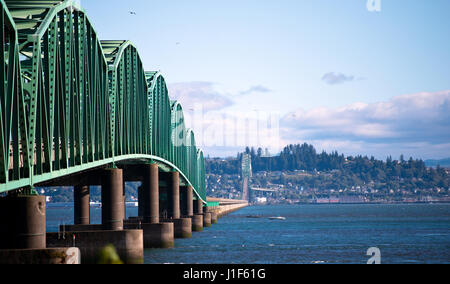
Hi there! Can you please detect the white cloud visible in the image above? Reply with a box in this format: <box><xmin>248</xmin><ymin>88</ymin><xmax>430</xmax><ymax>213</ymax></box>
<box><xmin>168</xmin><ymin>82</ymin><xmax>272</xmax><ymax>111</ymax></box>
<box><xmin>168</xmin><ymin>82</ymin><xmax>282</xmax><ymax>157</ymax></box>
<box><xmin>181</xmin><ymin>109</ymin><xmax>282</xmax><ymax>158</ymax></box>
<box><xmin>321</xmin><ymin>72</ymin><xmax>356</xmax><ymax>85</ymax></box>
<box><xmin>168</xmin><ymin>82</ymin><xmax>234</xmax><ymax>112</ymax></box>
<box><xmin>239</xmin><ymin>85</ymin><xmax>272</xmax><ymax>96</ymax></box>
<box><xmin>281</xmin><ymin>90</ymin><xmax>450</xmax><ymax>159</ymax></box>
<box><xmin>169</xmin><ymin>82</ymin><xmax>450</xmax><ymax>159</ymax></box>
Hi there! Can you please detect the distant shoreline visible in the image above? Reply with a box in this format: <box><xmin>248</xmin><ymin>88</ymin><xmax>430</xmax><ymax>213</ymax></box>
<box><xmin>45</xmin><ymin>201</ymin><xmax>450</xmax><ymax>207</ymax></box>
<box><xmin>258</xmin><ymin>201</ymin><xmax>450</xmax><ymax>206</ymax></box>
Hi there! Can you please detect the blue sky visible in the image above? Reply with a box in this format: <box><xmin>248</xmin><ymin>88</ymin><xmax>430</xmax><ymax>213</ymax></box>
<box><xmin>82</xmin><ymin>0</ymin><xmax>450</xmax><ymax>159</ymax></box>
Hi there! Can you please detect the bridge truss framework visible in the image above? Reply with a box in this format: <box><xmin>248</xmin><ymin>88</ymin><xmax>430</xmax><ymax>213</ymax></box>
<box><xmin>0</xmin><ymin>0</ymin><xmax>207</xmax><ymax>203</ymax></box>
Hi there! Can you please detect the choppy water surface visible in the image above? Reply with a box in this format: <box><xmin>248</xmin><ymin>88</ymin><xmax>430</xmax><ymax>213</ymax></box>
<box><xmin>46</xmin><ymin>203</ymin><xmax>450</xmax><ymax>264</ymax></box>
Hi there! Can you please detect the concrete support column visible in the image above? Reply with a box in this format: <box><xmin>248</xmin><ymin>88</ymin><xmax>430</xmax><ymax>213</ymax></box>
<box><xmin>74</xmin><ymin>185</ymin><xmax>90</xmax><ymax>225</ymax></box>
<box><xmin>191</xmin><ymin>198</ymin><xmax>204</xmax><ymax>232</ymax></box>
<box><xmin>168</xmin><ymin>171</ymin><xmax>180</xmax><ymax>219</ymax></box>
<box><xmin>142</xmin><ymin>163</ymin><xmax>159</xmax><ymax>224</ymax></box>
<box><xmin>191</xmin><ymin>214</ymin><xmax>203</xmax><ymax>232</ymax></box>
<box><xmin>180</xmin><ymin>186</ymin><xmax>186</xmax><ymax>216</ymax></box>
<box><xmin>123</xmin><ymin>181</ymin><xmax>127</xmax><ymax>221</ymax></box>
<box><xmin>0</xmin><ymin>195</ymin><xmax>46</xmax><ymax>249</ymax></box>
<box><xmin>211</xmin><ymin>211</ymin><xmax>218</xmax><ymax>224</ymax></box>
<box><xmin>137</xmin><ymin>185</ymin><xmax>143</xmax><ymax>218</ymax></box>
<box><xmin>193</xmin><ymin>199</ymin><xmax>203</xmax><ymax>215</ymax></box>
<box><xmin>101</xmin><ymin>168</ymin><xmax>124</xmax><ymax>230</ymax></box>
<box><xmin>181</xmin><ymin>186</ymin><xmax>193</xmax><ymax>217</ymax></box>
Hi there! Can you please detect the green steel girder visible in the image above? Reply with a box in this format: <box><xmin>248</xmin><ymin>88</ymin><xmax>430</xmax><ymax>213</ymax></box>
<box><xmin>0</xmin><ymin>0</ymin><xmax>207</xmax><ymax>203</ymax></box>
<box><xmin>0</xmin><ymin>0</ymin><xmax>30</xmax><ymax>187</ymax></box>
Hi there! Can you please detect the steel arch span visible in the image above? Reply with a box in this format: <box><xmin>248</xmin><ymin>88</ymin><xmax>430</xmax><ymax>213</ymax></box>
<box><xmin>0</xmin><ymin>0</ymin><xmax>207</xmax><ymax>203</ymax></box>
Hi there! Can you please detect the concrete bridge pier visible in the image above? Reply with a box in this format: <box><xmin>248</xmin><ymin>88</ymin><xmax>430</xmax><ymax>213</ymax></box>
<box><xmin>0</xmin><ymin>194</ymin><xmax>46</xmax><ymax>249</ymax></box>
<box><xmin>123</xmin><ymin>163</ymin><xmax>174</xmax><ymax>248</ymax></box>
<box><xmin>143</xmin><ymin>163</ymin><xmax>160</xmax><ymax>225</ymax></box>
<box><xmin>181</xmin><ymin>185</ymin><xmax>194</xmax><ymax>217</ymax></box>
<box><xmin>46</xmin><ymin>168</ymin><xmax>144</xmax><ymax>264</ymax></box>
<box><xmin>168</xmin><ymin>171</ymin><xmax>180</xmax><ymax>220</ymax></box>
<box><xmin>194</xmin><ymin>199</ymin><xmax>203</xmax><ymax>215</ymax></box>
<box><xmin>211</xmin><ymin>212</ymin><xmax>218</xmax><ymax>224</ymax></box>
<box><xmin>192</xmin><ymin>198</ymin><xmax>204</xmax><ymax>232</ymax></box>
<box><xmin>203</xmin><ymin>209</ymin><xmax>212</xmax><ymax>228</ymax></box>
<box><xmin>101</xmin><ymin>168</ymin><xmax>124</xmax><ymax>231</ymax></box>
<box><xmin>74</xmin><ymin>185</ymin><xmax>90</xmax><ymax>225</ymax></box>
<box><xmin>160</xmin><ymin>171</ymin><xmax>192</xmax><ymax>239</ymax></box>
<box><xmin>182</xmin><ymin>185</ymin><xmax>203</xmax><ymax>232</ymax></box>
<box><xmin>0</xmin><ymin>193</ymin><xmax>82</xmax><ymax>264</ymax></box>
<box><xmin>123</xmin><ymin>181</ymin><xmax>127</xmax><ymax>222</ymax></box>
<box><xmin>209</xmin><ymin>208</ymin><xmax>218</xmax><ymax>224</ymax></box>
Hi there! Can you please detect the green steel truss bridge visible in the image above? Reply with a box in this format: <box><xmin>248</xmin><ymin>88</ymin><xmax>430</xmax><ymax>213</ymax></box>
<box><xmin>0</xmin><ymin>0</ymin><xmax>206</xmax><ymax>203</ymax></box>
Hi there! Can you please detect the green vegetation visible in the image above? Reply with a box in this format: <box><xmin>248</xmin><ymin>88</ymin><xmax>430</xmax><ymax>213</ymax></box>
<box><xmin>97</xmin><ymin>244</ymin><xmax>124</xmax><ymax>264</ymax></box>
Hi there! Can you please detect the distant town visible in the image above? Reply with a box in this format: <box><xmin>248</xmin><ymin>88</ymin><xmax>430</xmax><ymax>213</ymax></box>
<box><xmin>205</xmin><ymin>144</ymin><xmax>450</xmax><ymax>205</ymax></box>
<box><xmin>206</xmin><ymin>169</ymin><xmax>450</xmax><ymax>205</ymax></box>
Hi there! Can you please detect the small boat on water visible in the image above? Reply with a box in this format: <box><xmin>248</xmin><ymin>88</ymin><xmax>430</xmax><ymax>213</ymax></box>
<box><xmin>90</xmin><ymin>201</ymin><xmax>101</xmax><ymax>207</ymax></box>
<box><xmin>246</xmin><ymin>215</ymin><xmax>262</xmax><ymax>219</ymax></box>
<box><xmin>268</xmin><ymin>216</ymin><xmax>286</xmax><ymax>220</ymax></box>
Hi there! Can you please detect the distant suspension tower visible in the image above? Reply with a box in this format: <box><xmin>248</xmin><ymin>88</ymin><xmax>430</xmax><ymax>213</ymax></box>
<box><xmin>241</xmin><ymin>154</ymin><xmax>252</xmax><ymax>202</ymax></box>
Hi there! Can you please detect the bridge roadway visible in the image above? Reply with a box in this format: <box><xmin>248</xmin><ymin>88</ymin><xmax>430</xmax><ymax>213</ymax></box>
<box><xmin>0</xmin><ymin>0</ymin><xmax>247</xmax><ymax>264</ymax></box>
<box><xmin>207</xmin><ymin>198</ymin><xmax>250</xmax><ymax>217</ymax></box>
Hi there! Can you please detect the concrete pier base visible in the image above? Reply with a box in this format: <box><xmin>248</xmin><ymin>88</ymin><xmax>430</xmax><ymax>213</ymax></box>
<box><xmin>47</xmin><ymin>230</ymin><xmax>143</xmax><ymax>264</ymax></box>
<box><xmin>211</xmin><ymin>211</ymin><xmax>218</xmax><ymax>224</ymax></box>
<box><xmin>161</xmin><ymin>218</ymin><xmax>192</xmax><ymax>239</ymax></box>
<box><xmin>63</xmin><ymin>221</ymin><xmax>175</xmax><ymax>249</ymax></box>
<box><xmin>203</xmin><ymin>212</ymin><xmax>212</xmax><ymax>228</ymax></box>
<box><xmin>0</xmin><ymin>247</ymin><xmax>80</xmax><ymax>264</ymax></box>
<box><xmin>124</xmin><ymin>222</ymin><xmax>174</xmax><ymax>248</ymax></box>
<box><xmin>191</xmin><ymin>214</ymin><xmax>203</xmax><ymax>232</ymax></box>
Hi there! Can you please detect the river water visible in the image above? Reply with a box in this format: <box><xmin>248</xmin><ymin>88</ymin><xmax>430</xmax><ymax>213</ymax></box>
<box><xmin>46</xmin><ymin>203</ymin><xmax>450</xmax><ymax>264</ymax></box>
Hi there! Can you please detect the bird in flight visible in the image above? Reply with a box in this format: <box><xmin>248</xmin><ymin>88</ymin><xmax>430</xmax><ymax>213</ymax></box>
<box><xmin>129</xmin><ymin>11</ymin><xmax>137</xmax><ymax>15</ymax></box>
